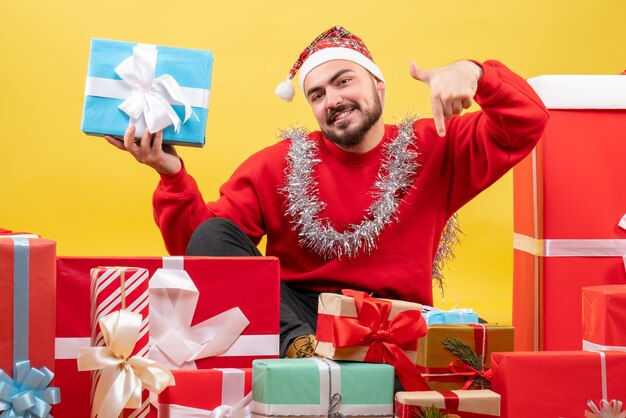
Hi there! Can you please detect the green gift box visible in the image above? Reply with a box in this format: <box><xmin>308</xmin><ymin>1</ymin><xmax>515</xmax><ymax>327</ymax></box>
<box><xmin>251</xmin><ymin>358</ymin><xmax>394</xmax><ymax>417</ymax></box>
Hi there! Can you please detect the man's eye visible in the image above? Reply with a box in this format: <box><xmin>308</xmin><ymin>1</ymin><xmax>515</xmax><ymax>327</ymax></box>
<box><xmin>339</xmin><ymin>78</ymin><xmax>350</xmax><ymax>85</ymax></box>
<box><xmin>312</xmin><ymin>93</ymin><xmax>324</xmax><ymax>102</ymax></box>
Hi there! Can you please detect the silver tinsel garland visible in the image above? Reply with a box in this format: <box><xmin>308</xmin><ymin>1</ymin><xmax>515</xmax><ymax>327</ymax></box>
<box><xmin>280</xmin><ymin>116</ymin><xmax>460</xmax><ymax>294</ymax></box>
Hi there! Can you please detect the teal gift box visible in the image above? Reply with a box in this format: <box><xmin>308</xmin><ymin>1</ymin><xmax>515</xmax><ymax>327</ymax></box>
<box><xmin>251</xmin><ymin>358</ymin><xmax>394</xmax><ymax>417</ymax></box>
<box><xmin>423</xmin><ymin>307</ymin><xmax>479</xmax><ymax>325</ymax></box>
<box><xmin>81</xmin><ymin>38</ymin><xmax>213</xmax><ymax>147</ymax></box>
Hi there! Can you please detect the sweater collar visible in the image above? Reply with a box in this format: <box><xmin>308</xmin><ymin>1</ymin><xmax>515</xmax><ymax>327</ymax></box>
<box><xmin>315</xmin><ymin>124</ymin><xmax>397</xmax><ymax>167</ymax></box>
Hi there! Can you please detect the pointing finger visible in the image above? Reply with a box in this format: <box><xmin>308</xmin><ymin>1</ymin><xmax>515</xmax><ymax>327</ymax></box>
<box><xmin>431</xmin><ymin>96</ymin><xmax>446</xmax><ymax>137</ymax></box>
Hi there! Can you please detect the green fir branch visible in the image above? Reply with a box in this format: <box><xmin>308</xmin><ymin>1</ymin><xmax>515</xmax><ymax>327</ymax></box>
<box><xmin>418</xmin><ymin>405</ymin><xmax>445</xmax><ymax>418</ymax></box>
<box><xmin>441</xmin><ymin>336</ymin><xmax>491</xmax><ymax>389</ymax></box>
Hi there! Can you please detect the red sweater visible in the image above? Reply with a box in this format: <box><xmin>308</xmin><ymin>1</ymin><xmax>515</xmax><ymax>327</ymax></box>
<box><xmin>153</xmin><ymin>60</ymin><xmax>548</xmax><ymax>306</ymax></box>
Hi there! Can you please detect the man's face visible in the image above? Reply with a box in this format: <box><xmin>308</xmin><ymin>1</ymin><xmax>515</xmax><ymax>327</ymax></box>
<box><xmin>303</xmin><ymin>60</ymin><xmax>385</xmax><ymax>149</ymax></box>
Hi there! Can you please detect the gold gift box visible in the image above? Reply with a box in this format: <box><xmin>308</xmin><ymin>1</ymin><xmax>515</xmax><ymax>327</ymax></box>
<box><xmin>415</xmin><ymin>324</ymin><xmax>514</xmax><ymax>390</ymax></box>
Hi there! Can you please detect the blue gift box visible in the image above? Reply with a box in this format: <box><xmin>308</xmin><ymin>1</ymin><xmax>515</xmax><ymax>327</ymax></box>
<box><xmin>81</xmin><ymin>38</ymin><xmax>213</xmax><ymax>147</ymax></box>
<box><xmin>422</xmin><ymin>307</ymin><xmax>479</xmax><ymax>325</ymax></box>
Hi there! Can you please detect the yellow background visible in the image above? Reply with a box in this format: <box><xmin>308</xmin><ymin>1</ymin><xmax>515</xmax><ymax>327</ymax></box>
<box><xmin>1</xmin><ymin>0</ymin><xmax>623</xmax><ymax>324</ymax></box>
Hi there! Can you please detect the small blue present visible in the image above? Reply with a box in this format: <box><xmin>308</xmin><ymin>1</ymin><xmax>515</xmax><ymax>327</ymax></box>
<box><xmin>422</xmin><ymin>306</ymin><xmax>479</xmax><ymax>325</ymax></box>
<box><xmin>81</xmin><ymin>38</ymin><xmax>213</xmax><ymax>147</ymax></box>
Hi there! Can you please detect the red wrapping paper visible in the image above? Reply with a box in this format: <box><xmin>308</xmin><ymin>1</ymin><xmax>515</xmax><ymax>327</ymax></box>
<box><xmin>158</xmin><ymin>368</ymin><xmax>251</xmax><ymax>416</ymax></box>
<box><xmin>0</xmin><ymin>237</ymin><xmax>56</xmax><ymax>376</ymax></box>
<box><xmin>55</xmin><ymin>256</ymin><xmax>279</xmax><ymax>418</ymax></box>
<box><xmin>490</xmin><ymin>351</ymin><xmax>626</xmax><ymax>418</ymax></box>
<box><xmin>583</xmin><ymin>285</ymin><xmax>626</xmax><ymax>350</ymax></box>
<box><xmin>513</xmin><ymin>105</ymin><xmax>626</xmax><ymax>351</ymax></box>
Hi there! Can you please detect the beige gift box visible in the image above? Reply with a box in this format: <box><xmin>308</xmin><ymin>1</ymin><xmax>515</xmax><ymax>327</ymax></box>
<box><xmin>315</xmin><ymin>292</ymin><xmax>423</xmax><ymax>360</ymax></box>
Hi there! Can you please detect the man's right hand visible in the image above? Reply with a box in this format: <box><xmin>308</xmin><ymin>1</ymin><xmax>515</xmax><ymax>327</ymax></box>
<box><xmin>104</xmin><ymin>125</ymin><xmax>182</xmax><ymax>175</ymax></box>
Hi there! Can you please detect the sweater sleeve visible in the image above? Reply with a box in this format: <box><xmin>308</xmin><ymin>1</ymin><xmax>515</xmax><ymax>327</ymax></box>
<box><xmin>153</xmin><ymin>153</ymin><xmax>268</xmax><ymax>255</ymax></box>
<box><xmin>442</xmin><ymin>60</ymin><xmax>549</xmax><ymax>215</ymax></box>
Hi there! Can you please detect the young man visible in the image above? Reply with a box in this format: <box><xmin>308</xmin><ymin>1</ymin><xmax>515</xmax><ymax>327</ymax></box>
<box><xmin>105</xmin><ymin>26</ymin><xmax>549</xmax><ymax>358</ymax></box>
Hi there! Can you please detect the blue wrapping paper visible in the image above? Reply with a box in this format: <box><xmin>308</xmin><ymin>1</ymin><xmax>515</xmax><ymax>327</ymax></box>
<box><xmin>81</xmin><ymin>38</ymin><xmax>213</xmax><ymax>147</ymax></box>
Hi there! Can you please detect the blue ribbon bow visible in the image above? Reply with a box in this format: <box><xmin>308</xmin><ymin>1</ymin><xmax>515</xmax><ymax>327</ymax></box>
<box><xmin>0</xmin><ymin>361</ymin><xmax>61</xmax><ymax>418</ymax></box>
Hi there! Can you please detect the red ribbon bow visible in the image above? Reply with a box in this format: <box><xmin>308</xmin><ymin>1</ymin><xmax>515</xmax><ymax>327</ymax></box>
<box><xmin>449</xmin><ymin>360</ymin><xmax>493</xmax><ymax>390</ymax></box>
<box><xmin>320</xmin><ymin>289</ymin><xmax>430</xmax><ymax>391</ymax></box>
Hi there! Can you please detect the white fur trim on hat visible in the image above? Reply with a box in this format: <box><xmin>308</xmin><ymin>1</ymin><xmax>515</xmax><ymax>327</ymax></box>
<box><xmin>298</xmin><ymin>47</ymin><xmax>385</xmax><ymax>92</ymax></box>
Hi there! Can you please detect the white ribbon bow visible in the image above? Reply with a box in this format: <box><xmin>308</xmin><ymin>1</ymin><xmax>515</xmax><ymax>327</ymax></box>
<box><xmin>115</xmin><ymin>44</ymin><xmax>197</xmax><ymax>133</ymax></box>
<box><xmin>585</xmin><ymin>400</ymin><xmax>626</xmax><ymax>418</ymax></box>
<box><xmin>164</xmin><ymin>393</ymin><xmax>252</xmax><ymax>418</ymax></box>
<box><xmin>149</xmin><ymin>268</ymin><xmax>250</xmax><ymax>369</ymax></box>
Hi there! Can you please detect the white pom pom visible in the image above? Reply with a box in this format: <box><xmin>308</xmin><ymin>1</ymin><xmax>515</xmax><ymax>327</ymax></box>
<box><xmin>275</xmin><ymin>78</ymin><xmax>295</xmax><ymax>103</ymax></box>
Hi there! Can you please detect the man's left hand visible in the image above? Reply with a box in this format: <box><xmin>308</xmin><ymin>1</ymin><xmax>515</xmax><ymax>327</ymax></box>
<box><xmin>410</xmin><ymin>60</ymin><xmax>483</xmax><ymax>137</ymax></box>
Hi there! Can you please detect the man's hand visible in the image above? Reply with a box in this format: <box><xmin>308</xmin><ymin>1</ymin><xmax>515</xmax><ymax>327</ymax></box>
<box><xmin>409</xmin><ymin>60</ymin><xmax>483</xmax><ymax>137</ymax></box>
<box><xmin>104</xmin><ymin>125</ymin><xmax>182</xmax><ymax>175</ymax></box>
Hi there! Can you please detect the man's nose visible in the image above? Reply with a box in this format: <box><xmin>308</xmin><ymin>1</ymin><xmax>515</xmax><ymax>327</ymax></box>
<box><xmin>325</xmin><ymin>89</ymin><xmax>342</xmax><ymax>109</ymax></box>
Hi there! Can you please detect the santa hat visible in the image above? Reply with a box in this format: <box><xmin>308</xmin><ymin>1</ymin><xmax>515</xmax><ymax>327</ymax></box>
<box><xmin>275</xmin><ymin>26</ymin><xmax>385</xmax><ymax>102</ymax></box>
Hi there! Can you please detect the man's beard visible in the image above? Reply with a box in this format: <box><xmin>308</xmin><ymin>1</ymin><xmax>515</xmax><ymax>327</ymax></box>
<box><xmin>321</xmin><ymin>88</ymin><xmax>383</xmax><ymax>149</ymax></box>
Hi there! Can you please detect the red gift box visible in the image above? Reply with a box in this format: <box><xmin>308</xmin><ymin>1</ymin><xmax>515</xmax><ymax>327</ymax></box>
<box><xmin>158</xmin><ymin>368</ymin><xmax>251</xmax><ymax>417</ymax></box>
<box><xmin>583</xmin><ymin>285</ymin><xmax>626</xmax><ymax>351</ymax></box>
<box><xmin>55</xmin><ymin>256</ymin><xmax>279</xmax><ymax>418</ymax></box>
<box><xmin>0</xmin><ymin>236</ymin><xmax>56</xmax><ymax>376</ymax></box>
<box><xmin>490</xmin><ymin>350</ymin><xmax>626</xmax><ymax>418</ymax></box>
<box><xmin>513</xmin><ymin>75</ymin><xmax>626</xmax><ymax>351</ymax></box>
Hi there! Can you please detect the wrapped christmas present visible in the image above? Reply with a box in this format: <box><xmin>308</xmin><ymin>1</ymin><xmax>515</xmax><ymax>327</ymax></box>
<box><xmin>0</xmin><ymin>235</ymin><xmax>60</xmax><ymax>416</ymax></box>
<box><xmin>395</xmin><ymin>389</ymin><xmax>500</xmax><ymax>418</ymax></box>
<box><xmin>82</xmin><ymin>38</ymin><xmax>213</xmax><ymax>147</ymax></box>
<box><xmin>490</xmin><ymin>350</ymin><xmax>626</xmax><ymax>417</ymax></box>
<box><xmin>251</xmin><ymin>358</ymin><xmax>394</xmax><ymax>418</ymax></box>
<box><xmin>583</xmin><ymin>284</ymin><xmax>626</xmax><ymax>351</ymax></box>
<box><xmin>416</xmin><ymin>324</ymin><xmax>513</xmax><ymax>391</ymax></box>
<box><xmin>86</xmin><ymin>266</ymin><xmax>153</xmax><ymax>418</ymax></box>
<box><xmin>422</xmin><ymin>306</ymin><xmax>479</xmax><ymax>325</ymax></box>
<box><xmin>315</xmin><ymin>289</ymin><xmax>429</xmax><ymax>391</ymax></box>
<box><xmin>513</xmin><ymin>74</ymin><xmax>626</xmax><ymax>351</ymax></box>
<box><xmin>55</xmin><ymin>256</ymin><xmax>279</xmax><ymax>418</ymax></box>
<box><xmin>158</xmin><ymin>368</ymin><xmax>252</xmax><ymax>417</ymax></box>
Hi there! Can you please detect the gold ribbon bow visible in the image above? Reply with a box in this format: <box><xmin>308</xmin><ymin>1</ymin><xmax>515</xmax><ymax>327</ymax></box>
<box><xmin>77</xmin><ymin>310</ymin><xmax>175</xmax><ymax>418</ymax></box>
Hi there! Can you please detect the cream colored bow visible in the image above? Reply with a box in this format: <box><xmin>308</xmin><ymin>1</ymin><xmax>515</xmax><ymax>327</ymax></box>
<box><xmin>77</xmin><ymin>310</ymin><xmax>175</xmax><ymax>418</ymax></box>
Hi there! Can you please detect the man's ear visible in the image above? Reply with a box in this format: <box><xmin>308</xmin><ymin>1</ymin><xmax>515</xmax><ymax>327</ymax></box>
<box><xmin>375</xmin><ymin>78</ymin><xmax>385</xmax><ymax>94</ymax></box>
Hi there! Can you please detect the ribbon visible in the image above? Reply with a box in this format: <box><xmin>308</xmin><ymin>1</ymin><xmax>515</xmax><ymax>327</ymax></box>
<box><xmin>440</xmin><ymin>391</ymin><xmax>460</xmax><ymax>411</ymax></box>
<box><xmin>149</xmin><ymin>268</ymin><xmax>250</xmax><ymax>369</ymax></box>
<box><xmin>163</xmin><ymin>393</ymin><xmax>252</xmax><ymax>418</ymax></box>
<box><xmin>581</xmin><ymin>351</ymin><xmax>626</xmax><ymax>418</ymax></box>
<box><xmin>77</xmin><ymin>310</ymin><xmax>174</xmax><ymax>418</ymax></box>
<box><xmin>418</xmin><ymin>324</ymin><xmax>489</xmax><ymax>389</ymax></box>
<box><xmin>448</xmin><ymin>361</ymin><xmax>493</xmax><ymax>390</ymax></box>
<box><xmin>11</xmin><ymin>237</ymin><xmax>29</xmax><ymax>365</ymax></box>
<box><xmin>583</xmin><ymin>341</ymin><xmax>626</xmax><ymax>352</ymax></box>
<box><xmin>514</xmin><ymin>214</ymin><xmax>626</xmax><ymax>260</ymax></box>
<box><xmin>115</xmin><ymin>43</ymin><xmax>198</xmax><ymax>133</ymax></box>
<box><xmin>320</xmin><ymin>290</ymin><xmax>429</xmax><ymax>391</ymax></box>
<box><xmin>585</xmin><ymin>400</ymin><xmax>626</xmax><ymax>418</ymax></box>
<box><xmin>0</xmin><ymin>361</ymin><xmax>61</xmax><ymax>418</ymax></box>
